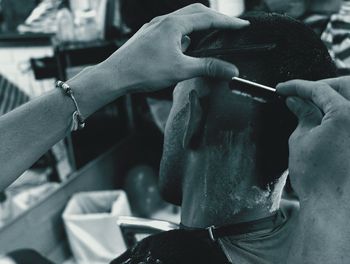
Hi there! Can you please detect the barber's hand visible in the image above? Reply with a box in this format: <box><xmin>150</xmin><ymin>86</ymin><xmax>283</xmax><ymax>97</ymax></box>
<box><xmin>277</xmin><ymin>77</ymin><xmax>350</xmax><ymax>204</ymax></box>
<box><xmin>98</xmin><ymin>4</ymin><xmax>249</xmax><ymax>93</ymax></box>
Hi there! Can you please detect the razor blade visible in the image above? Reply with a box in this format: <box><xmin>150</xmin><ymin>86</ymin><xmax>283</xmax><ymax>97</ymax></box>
<box><xmin>230</xmin><ymin>77</ymin><xmax>280</xmax><ymax>102</ymax></box>
<box><xmin>231</xmin><ymin>77</ymin><xmax>276</xmax><ymax>93</ymax></box>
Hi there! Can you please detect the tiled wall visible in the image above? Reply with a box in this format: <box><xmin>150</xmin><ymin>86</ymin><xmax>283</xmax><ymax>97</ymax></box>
<box><xmin>0</xmin><ymin>46</ymin><xmax>55</xmax><ymax>98</ymax></box>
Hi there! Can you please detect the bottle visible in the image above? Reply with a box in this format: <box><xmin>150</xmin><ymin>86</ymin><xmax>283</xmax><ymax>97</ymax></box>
<box><xmin>56</xmin><ymin>7</ymin><xmax>75</xmax><ymax>42</ymax></box>
<box><xmin>74</xmin><ymin>9</ymin><xmax>100</xmax><ymax>42</ymax></box>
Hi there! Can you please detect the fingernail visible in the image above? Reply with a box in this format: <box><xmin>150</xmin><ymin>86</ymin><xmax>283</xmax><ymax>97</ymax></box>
<box><xmin>275</xmin><ymin>83</ymin><xmax>287</xmax><ymax>94</ymax></box>
<box><xmin>232</xmin><ymin>67</ymin><xmax>239</xmax><ymax>77</ymax></box>
<box><xmin>239</xmin><ymin>19</ymin><xmax>250</xmax><ymax>25</ymax></box>
<box><xmin>276</xmin><ymin>82</ymin><xmax>285</xmax><ymax>89</ymax></box>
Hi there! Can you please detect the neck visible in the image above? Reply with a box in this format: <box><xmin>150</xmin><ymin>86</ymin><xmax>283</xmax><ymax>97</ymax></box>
<box><xmin>181</xmin><ymin>131</ymin><xmax>280</xmax><ymax>228</ymax></box>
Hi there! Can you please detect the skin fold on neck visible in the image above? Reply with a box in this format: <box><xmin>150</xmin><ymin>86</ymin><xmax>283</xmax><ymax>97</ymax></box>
<box><xmin>180</xmin><ymin>129</ymin><xmax>280</xmax><ymax>228</ymax></box>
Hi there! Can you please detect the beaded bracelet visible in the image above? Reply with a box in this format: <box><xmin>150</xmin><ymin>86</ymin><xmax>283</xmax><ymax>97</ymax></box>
<box><xmin>56</xmin><ymin>80</ymin><xmax>85</xmax><ymax>131</ymax></box>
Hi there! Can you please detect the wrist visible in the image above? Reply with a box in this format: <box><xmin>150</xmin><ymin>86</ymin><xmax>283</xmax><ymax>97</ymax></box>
<box><xmin>66</xmin><ymin>63</ymin><xmax>127</xmax><ymax>118</ymax></box>
<box><xmin>97</xmin><ymin>50</ymin><xmax>146</xmax><ymax>94</ymax></box>
<box><xmin>95</xmin><ymin>60</ymin><xmax>130</xmax><ymax>96</ymax></box>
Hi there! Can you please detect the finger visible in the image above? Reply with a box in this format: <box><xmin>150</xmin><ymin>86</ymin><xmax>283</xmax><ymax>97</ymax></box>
<box><xmin>320</xmin><ymin>76</ymin><xmax>350</xmax><ymax>100</ymax></box>
<box><xmin>177</xmin><ymin>13</ymin><xmax>250</xmax><ymax>35</ymax></box>
<box><xmin>139</xmin><ymin>22</ymin><xmax>150</xmax><ymax>31</ymax></box>
<box><xmin>286</xmin><ymin>96</ymin><xmax>322</xmax><ymax>130</ymax></box>
<box><xmin>149</xmin><ymin>3</ymin><xmax>208</xmax><ymax>26</ymax></box>
<box><xmin>170</xmin><ymin>3</ymin><xmax>208</xmax><ymax>15</ymax></box>
<box><xmin>181</xmin><ymin>35</ymin><xmax>191</xmax><ymax>52</ymax></box>
<box><xmin>184</xmin><ymin>56</ymin><xmax>239</xmax><ymax>80</ymax></box>
<box><xmin>276</xmin><ymin>79</ymin><xmax>347</xmax><ymax>114</ymax></box>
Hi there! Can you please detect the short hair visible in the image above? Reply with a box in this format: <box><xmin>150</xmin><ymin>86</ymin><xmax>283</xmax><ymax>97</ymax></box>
<box><xmin>193</xmin><ymin>12</ymin><xmax>336</xmax><ymax>86</ymax></box>
<box><xmin>187</xmin><ymin>12</ymin><xmax>337</xmax><ymax>189</ymax></box>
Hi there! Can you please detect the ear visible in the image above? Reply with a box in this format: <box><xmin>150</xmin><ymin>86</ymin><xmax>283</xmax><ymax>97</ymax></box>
<box><xmin>182</xmin><ymin>90</ymin><xmax>203</xmax><ymax>149</ymax></box>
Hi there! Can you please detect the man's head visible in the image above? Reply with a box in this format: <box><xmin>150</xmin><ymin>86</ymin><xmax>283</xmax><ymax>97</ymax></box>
<box><xmin>265</xmin><ymin>0</ymin><xmax>307</xmax><ymax>18</ymax></box>
<box><xmin>245</xmin><ymin>0</ymin><xmax>307</xmax><ymax>18</ymax></box>
<box><xmin>159</xmin><ymin>13</ymin><xmax>337</xmax><ymax>207</ymax></box>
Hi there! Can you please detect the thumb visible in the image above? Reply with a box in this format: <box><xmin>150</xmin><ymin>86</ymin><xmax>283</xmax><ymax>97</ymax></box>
<box><xmin>185</xmin><ymin>57</ymin><xmax>239</xmax><ymax>80</ymax></box>
<box><xmin>286</xmin><ymin>96</ymin><xmax>322</xmax><ymax>130</ymax></box>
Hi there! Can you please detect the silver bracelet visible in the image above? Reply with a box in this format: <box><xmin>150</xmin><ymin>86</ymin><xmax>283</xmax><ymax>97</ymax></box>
<box><xmin>56</xmin><ymin>80</ymin><xmax>85</xmax><ymax>131</ymax></box>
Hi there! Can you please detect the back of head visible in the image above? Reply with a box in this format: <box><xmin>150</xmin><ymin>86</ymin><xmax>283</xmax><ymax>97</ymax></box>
<box><xmin>195</xmin><ymin>12</ymin><xmax>336</xmax><ymax>179</ymax></box>
<box><xmin>194</xmin><ymin>12</ymin><xmax>336</xmax><ymax>86</ymax></box>
<box><xmin>159</xmin><ymin>12</ymin><xmax>337</xmax><ymax>206</ymax></box>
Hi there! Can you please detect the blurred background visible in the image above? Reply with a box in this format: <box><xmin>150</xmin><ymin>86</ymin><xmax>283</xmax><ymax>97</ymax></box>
<box><xmin>0</xmin><ymin>0</ymin><xmax>348</xmax><ymax>263</ymax></box>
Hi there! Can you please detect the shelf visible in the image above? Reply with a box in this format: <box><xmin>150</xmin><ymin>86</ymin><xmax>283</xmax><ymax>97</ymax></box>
<box><xmin>0</xmin><ymin>33</ymin><xmax>53</xmax><ymax>47</ymax></box>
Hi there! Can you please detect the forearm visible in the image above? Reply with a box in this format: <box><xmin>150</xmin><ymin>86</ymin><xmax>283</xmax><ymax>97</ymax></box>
<box><xmin>287</xmin><ymin>199</ymin><xmax>350</xmax><ymax>264</ymax></box>
<box><xmin>0</xmin><ymin>3</ymin><xmax>247</xmax><ymax>191</ymax></box>
<box><xmin>0</xmin><ymin>64</ymin><xmax>126</xmax><ymax>191</ymax></box>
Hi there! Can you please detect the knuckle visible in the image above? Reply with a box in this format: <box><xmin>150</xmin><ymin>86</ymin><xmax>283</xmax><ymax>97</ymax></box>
<box><xmin>300</xmin><ymin>107</ymin><xmax>316</xmax><ymax>119</ymax></box>
<box><xmin>318</xmin><ymin>82</ymin><xmax>331</xmax><ymax>90</ymax></box>
<box><xmin>160</xmin><ymin>16</ymin><xmax>176</xmax><ymax>28</ymax></box>
<box><xmin>204</xmin><ymin>58</ymin><xmax>216</xmax><ymax>76</ymax></box>
<box><xmin>291</xmin><ymin>80</ymin><xmax>303</xmax><ymax>91</ymax></box>
<box><xmin>82</xmin><ymin>66</ymin><xmax>94</xmax><ymax>73</ymax></box>
<box><xmin>310</xmin><ymin>82</ymin><xmax>328</xmax><ymax>102</ymax></box>
<box><xmin>150</xmin><ymin>15</ymin><xmax>163</xmax><ymax>24</ymax></box>
<box><xmin>140</xmin><ymin>22</ymin><xmax>149</xmax><ymax>29</ymax></box>
<box><xmin>338</xmin><ymin>86</ymin><xmax>349</xmax><ymax>96</ymax></box>
<box><xmin>190</xmin><ymin>3</ymin><xmax>206</xmax><ymax>10</ymax></box>
<box><xmin>205</xmin><ymin>12</ymin><xmax>216</xmax><ymax>20</ymax></box>
<box><xmin>202</xmin><ymin>13</ymin><xmax>216</xmax><ymax>27</ymax></box>
<box><xmin>310</xmin><ymin>88</ymin><xmax>317</xmax><ymax>102</ymax></box>
<box><xmin>167</xmin><ymin>57</ymin><xmax>184</xmax><ymax>81</ymax></box>
<box><xmin>288</xmin><ymin>132</ymin><xmax>299</xmax><ymax>147</ymax></box>
<box><xmin>288</xmin><ymin>134</ymin><xmax>294</xmax><ymax>146</ymax></box>
<box><xmin>334</xmin><ymin>81</ymin><xmax>350</xmax><ymax>99</ymax></box>
<box><xmin>340</xmin><ymin>76</ymin><xmax>350</xmax><ymax>84</ymax></box>
<box><xmin>174</xmin><ymin>60</ymin><xmax>185</xmax><ymax>79</ymax></box>
<box><xmin>318</xmin><ymin>83</ymin><xmax>332</xmax><ymax>96</ymax></box>
<box><xmin>333</xmin><ymin>104</ymin><xmax>350</xmax><ymax>124</ymax></box>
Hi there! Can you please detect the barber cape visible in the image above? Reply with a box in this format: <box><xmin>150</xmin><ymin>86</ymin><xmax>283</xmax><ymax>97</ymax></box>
<box><xmin>111</xmin><ymin>199</ymin><xmax>298</xmax><ymax>264</ymax></box>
